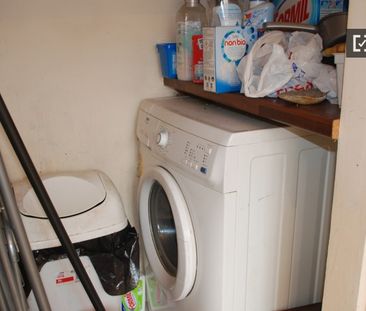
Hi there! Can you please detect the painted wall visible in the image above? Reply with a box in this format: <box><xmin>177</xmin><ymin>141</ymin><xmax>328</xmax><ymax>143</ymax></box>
<box><xmin>322</xmin><ymin>0</ymin><xmax>366</xmax><ymax>310</ymax></box>
<box><xmin>0</xmin><ymin>0</ymin><xmax>182</xmax><ymax>226</ymax></box>
<box><xmin>3</xmin><ymin>0</ymin><xmax>365</xmax><ymax>308</ymax></box>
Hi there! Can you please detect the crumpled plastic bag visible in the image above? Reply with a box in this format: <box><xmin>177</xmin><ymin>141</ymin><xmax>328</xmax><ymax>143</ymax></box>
<box><xmin>238</xmin><ymin>31</ymin><xmax>292</xmax><ymax>98</ymax></box>
<box><xmin>238</xmin><ymin>30</ymin><xmax>337</xmax><ymax>100</ymax></box>
<box><xmin>313</xmin><ymin>65</ymin><xmax>337</xmax><ymax>101</ymax></box>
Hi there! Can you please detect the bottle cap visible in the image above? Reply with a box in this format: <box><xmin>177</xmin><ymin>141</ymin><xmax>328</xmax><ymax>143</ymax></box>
<box><xmin>185</xmin><ymin>0</ymin><xmax>200</xmax><ymax>5</ymax></box>
<box><xmin>249</xmin><ymin>0</ymin><xmax>266</xmax><ymax>8</ymax></box>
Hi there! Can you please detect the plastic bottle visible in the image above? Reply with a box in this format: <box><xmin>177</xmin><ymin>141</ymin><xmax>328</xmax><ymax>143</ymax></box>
<box><xmin>272</xmin><ymin>0</ymin><xmax>348</xmax><ymax>25</ymax></box>
<box><xmin>211</xmin><ymin>0</ymin><xmax>242</xmax><ymax>26</ymax></box>
<box><xmin>176</xmin><ymin>0</ymin><xmax>207</xmax><ymax>81</ymax></box>
<box><xmin>242</xmin><ymin>0</ymin><xmax>275</xmax><ymax>29</ymax></box>
<box><xmin>238</xmin><ymin>0</ymin><xmax>250</xmax><ymax>12</ymax></box>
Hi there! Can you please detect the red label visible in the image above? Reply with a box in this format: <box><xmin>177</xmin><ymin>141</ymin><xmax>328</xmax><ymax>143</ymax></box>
<box><xmin>124</xmin><ymin>292</ymin><xmax>137</xmax><ymax>309</ymax></box>
<box><xmin>276</xmin><ymin>0</ymin><xmax>310</xmax><ymax>23</ymax></box>
<box><xmin>56</xmin><ymin>276</ymin><xmax>75</xmax><ymax>285</ymax></box>
<box><xmin>192</xmin><ymin>34</ymin><xmax>204</xmax><ymax>84</ymax></box>
<box><xmin>275</xmin><ymin>81</ymin><xmax>313</xmax><ymax>95</ymax></box>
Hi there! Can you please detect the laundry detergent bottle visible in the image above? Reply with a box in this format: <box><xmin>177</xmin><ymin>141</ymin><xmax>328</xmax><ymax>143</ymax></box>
<box><xmin>176</xmin><ymin>0</ymin><xmax>207</xmax><ymax>81</ymax></box>
<box><xmin>242</xmin><ymin>0</ymin><xmax>275</xmax><ymax>29</ymax></box>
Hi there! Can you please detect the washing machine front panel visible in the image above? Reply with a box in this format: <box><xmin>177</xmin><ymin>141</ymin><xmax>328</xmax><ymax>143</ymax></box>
<box><xmin>138</xmin><ymin>166</ymin><xmax>197</xmax><ymax>302</ymax></box>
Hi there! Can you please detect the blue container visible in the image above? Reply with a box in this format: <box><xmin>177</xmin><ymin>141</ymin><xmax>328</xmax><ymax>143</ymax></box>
<box><xmin>156</xmin><ymin>43</ymin><xmax>177</xmax><ymax>79</ymax></box>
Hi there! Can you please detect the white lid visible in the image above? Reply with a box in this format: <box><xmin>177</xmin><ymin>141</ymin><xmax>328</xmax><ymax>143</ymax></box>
<box><xmin>249</xmin><ymin>0</ymin><xmax>266</xmax><ymax>8</ymax></box>
<box><xmin>14</xmin><ymin>170</ymin><xmax>129</xmax><ymax>249</ymax></box>
<box><xmin>16</xmin><ymin>172</ymin><xmax>106</xmax><ymax>218</ymax></box>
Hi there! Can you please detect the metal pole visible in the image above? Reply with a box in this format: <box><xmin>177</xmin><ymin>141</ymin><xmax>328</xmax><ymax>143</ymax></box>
<box><xmin>0</xmin><ymin>275</ymin><xmax>11</xmax><ymax>311</ymax></box>
<box><xmin>0</xmin><ymin>251</ymin><xmax>15</xmax><ymax>311</ymax></box>
<box><xmin>0</xmin><ymin>216</ymin><xmax>24</xmax><ymax>311</ymax></box>
<box><xmin>3</xmin><ymin>216</ymin><xmax>29</xmax><ymax>311</ymax></box>
<box><xmin>0</xmin><ymin>154</ymin><xmax>51</xmax><ymax>311</ymax></box>
<box><xmin>0</xmin><ymin>94</ymin><xmax>105</xmax><ymax>311</ymax></box>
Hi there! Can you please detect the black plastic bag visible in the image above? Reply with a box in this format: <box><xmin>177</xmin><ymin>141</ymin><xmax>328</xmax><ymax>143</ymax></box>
<box><xmin>31</xmin><ymin>223</ymin><xmax>139</xmax><ymax>296</ymax></box>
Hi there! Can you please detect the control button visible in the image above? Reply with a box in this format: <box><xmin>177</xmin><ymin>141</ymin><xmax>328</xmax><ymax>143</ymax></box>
<box><xmin>200</xmin><ymin>167</ymin><xmax>208</xmax><ymax>174</ymax></box>
<box><xmin>195</xmin><ymin>164</ymin><xmax>199</xmax><ymax>170</ymax></box>
<box><xmin>156</xmin><ymin>130</ymin><xmax>169</xmax><ymax>148</ymax></box>
<box><xmin>207</xmin><ymin>148</ymin><xmax>213</xmax><ymax>154</ymax></box>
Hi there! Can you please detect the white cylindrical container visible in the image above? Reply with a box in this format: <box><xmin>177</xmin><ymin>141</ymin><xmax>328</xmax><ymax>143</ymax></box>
<box><xmin>176</xmin><ymin>0</ymin><xmax>207</xmax><ymax>81</ymax></box>
<box><xmin>334</xmin><ymin>52</ymin><xmax>345</xmax><ymax>107</ymax></box>
<box><xmin>211</xmin><ymin>0</ymin><xmax>242</xmax><ymax>26</ymax></box>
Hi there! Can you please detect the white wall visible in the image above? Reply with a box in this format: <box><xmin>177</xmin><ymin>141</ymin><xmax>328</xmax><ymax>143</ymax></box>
<box><xmin>322</xmin><ymin>0</ymin><xmax>366</xmax><ymax>309</ymax></box>
<box><xmin>0</xmin><ymin>0</ymin><xmax>181</xmax><ymax>226</ymax></box>
<box><xmin>4</xmin><ymin>1</ymin><xmax>365</xmax><ymax>308</ymax></box>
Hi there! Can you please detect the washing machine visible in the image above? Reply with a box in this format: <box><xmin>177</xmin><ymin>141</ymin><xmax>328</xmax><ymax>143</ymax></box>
<box><xmin>136</xmin><ymin>96</ymin><xmax>336</xmax><ymax>311</ymax></box>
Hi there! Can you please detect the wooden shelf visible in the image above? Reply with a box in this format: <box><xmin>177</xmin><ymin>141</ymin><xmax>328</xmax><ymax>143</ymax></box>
<box><xmin>164</xmin><ymin>78</ymin><xmax>340</xmax><ymax>140</ymax></box>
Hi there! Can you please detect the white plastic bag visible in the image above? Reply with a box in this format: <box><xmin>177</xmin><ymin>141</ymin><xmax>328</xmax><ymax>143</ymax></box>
<box><xmin>238</xmin><ymin>31</ymin><xmax>293</xmax><ymax>98</ymax></box>
<box><xmin>313</xmin><ymin>64</ymin><xmax>337</xmax><ymax>101</ymax></box>
<box><xmin>287</xmin><ymin>31</ymin><xmax>323</xmax><ymax>66</ymax></box>
<box><xmin>238</xmin><ymin>30</ymin><xmax>337</xmax><ymax>99</ymax></box>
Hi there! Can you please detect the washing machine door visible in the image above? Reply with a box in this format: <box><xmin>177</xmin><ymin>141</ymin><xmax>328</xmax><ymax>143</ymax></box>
<box><xmin>138</xmin><ymin>166</ymin><xmax>196</xmax><ymax>301</ymax></box>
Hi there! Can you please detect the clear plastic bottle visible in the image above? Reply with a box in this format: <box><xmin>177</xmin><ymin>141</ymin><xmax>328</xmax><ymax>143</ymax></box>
<box><xmin>176</xmin><ymin>0</ymin><xmax>207</xmax><ymax>81</ymax></box>
<box><xmin>211</xmin><ymin>0</ymin><xmax>242</xmax><ymax>26</ymax></box>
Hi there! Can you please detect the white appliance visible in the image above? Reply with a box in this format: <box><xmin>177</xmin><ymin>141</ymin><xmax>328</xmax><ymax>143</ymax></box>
<box><xmin>14</xmin><ymin>170</ymin><xmax>130</xmax><ymax>310</ymax></box>
<box><xmin>136</xmin><ymin>96</ymin><xmax>336</xmax><ymax>311</ymax></box>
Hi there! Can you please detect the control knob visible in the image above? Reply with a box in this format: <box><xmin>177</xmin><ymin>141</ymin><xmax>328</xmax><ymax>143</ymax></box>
<box><xmin>156</xmin><ymin>130</ymin><xmax>169</xmax><ymax>147</ymax></box>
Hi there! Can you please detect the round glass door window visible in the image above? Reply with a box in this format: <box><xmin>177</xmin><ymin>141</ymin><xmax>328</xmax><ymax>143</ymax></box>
<box><xmin>138</xmin><ymin>166</ymin><xmax>196</xmax><ymax>301</ymax></box>
<box><xmin>149</xmin><ymin>181</ymin><xmax>178</xmax><ymax>277</ymax></box>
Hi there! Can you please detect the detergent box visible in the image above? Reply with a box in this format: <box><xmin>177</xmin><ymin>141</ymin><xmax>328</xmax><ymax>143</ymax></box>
<box><xmin>203</xmin><ymin>26</ymin><xmax>257</xmax><ymax>93</ymax></box>
<box><xmin>272</xmin><ymin>0</ymin><xmax>348</xmax><ymax>25</ymax></box>
<box><xmin>121</xmin><ymin>277</ymin><xmax>145</xmax><ymax>311</ymax></box>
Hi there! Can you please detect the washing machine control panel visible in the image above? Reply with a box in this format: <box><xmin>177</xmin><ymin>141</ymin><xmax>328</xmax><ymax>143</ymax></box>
<box><xmin>137</xmin><ymin>111</ymin><xmax>219</xmax><ymax>178</ymax></box>
<box><xmin>182</xmin><ymin>140</ymin><xmax>213</xmax><ymax>174</ymax></box>
<box><xmin>153</xmin><ymin>123</ymin><xmax>216</xmax><ymax>176</ymax></box>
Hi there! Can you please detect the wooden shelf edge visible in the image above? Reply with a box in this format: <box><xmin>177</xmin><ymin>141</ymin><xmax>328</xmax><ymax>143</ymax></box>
<box><xmin>164</xmin><ymin>78</ymin><xmax>340</xmax><ymax>140</ymax></box>
<box><xmin>332</xmin><ymin>119</ymin><xmax>340</xmax><ymax>140</ymax></box>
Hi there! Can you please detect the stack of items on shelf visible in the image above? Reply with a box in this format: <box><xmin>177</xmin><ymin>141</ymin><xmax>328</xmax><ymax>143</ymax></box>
<box><xmin>204</xmin><ymin>0</ymin><xmax>275</xmax><ymax>93</ymax></box>
<box><xmin>156</xmin><ymin>0</ymin><xmax>347</xmax><ymax>106</ymax></box>
<box><xmin>157</xmin><ymin>0</ymin><xmax>273</xmax><ymax>89</ymax></box>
